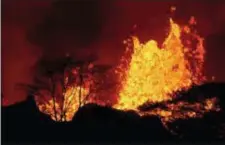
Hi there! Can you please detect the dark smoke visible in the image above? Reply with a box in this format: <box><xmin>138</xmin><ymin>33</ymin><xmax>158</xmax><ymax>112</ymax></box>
<box><xmin>2</xmin><ymin>0</ymin><xmax>112</xmax><ymax>105</ymax></box>
<box><xmin>2</xmin><ymin>0</ymin><xmax>52</xmax><ymax>105</ymax></box>
<box><xmin>28</xmin><ymin>0</ymin><xmax>114</xmax><ymax>105</ymax></box>
<box><xmin>2</xmin><ymin>0</ymin><xmax>225</xmax><ymax>105</ymax></box>
<box><xmin>28</xmin><ymin>0</ymin><xmax>112</xmax><ymax>60</ymax></box>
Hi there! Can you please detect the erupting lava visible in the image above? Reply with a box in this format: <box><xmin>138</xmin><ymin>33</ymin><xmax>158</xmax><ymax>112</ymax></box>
<box><xmin>112</xmin><ymin>15</ymin><xmax>221</xmax><ymax>128</ymax></box>
<box><xmin>34</xmin><ymin>8</ymin><xmax>220</xmax><ymax>124</ymax></box>
<box><xmin>114</xmin><ymin>17</ymin><xmax>205</xmax><ymax>110</ymax></box>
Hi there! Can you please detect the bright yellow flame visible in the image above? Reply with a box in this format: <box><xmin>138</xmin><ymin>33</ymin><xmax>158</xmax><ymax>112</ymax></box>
<box><xmin>114</xmin><ymin>18</ymin><xmax>205</xmax><ymax>110</ymax></box>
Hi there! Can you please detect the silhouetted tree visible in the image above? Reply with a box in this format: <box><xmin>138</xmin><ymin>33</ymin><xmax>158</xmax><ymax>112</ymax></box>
<box><xmin>17</xmin><ymin>56</ymin><xmax>97</xmax><ymax>121</ymax></box>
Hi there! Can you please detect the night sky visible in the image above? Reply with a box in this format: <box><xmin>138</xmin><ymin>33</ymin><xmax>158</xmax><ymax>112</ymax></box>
<box><xmin>2</xmin><ymin>0</ymin><xmax>225</xmax><ymax>105</ymax></box>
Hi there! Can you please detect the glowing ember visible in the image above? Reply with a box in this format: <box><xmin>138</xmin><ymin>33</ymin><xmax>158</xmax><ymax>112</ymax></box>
<box><xmin>140</xmin><ymin>97</ymin><xmax>220</xmax><ymax>123</ymax></box>
<box><xmin>114</xmin><ymin>17</ymin><xmax>205</xmax><ymax>111</ymax></box>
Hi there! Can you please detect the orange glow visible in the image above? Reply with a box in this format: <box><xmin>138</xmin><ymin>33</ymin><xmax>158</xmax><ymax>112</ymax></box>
<box><xmin>140</xmin><ymin>97</ymin><xmax>220</xmax><ymax>123</ymax></box>
<box><xmin>34</xmin><ymin>64</ymin><xmax>94</xmax><ymax>122</ymax></box>
<box><xmin>35</xmin><ymin>85</ymin><xmax>90</xmax><ymax>121</ymax></box>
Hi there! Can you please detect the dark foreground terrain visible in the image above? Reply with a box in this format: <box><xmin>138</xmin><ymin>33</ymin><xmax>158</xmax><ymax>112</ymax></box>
<box><xmin>2</xmin><ymin>82</ymin><xmax>225</xmax><ymax>144</ymax></box>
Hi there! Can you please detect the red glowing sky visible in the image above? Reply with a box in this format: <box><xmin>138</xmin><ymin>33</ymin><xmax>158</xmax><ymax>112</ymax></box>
<box><xmin>2</xmin><ymin>0</ymin><xmax>225</xmax><ymax>105</ymax></box>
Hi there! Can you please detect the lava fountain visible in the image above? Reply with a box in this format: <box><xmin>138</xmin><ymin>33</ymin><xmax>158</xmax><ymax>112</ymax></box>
<box><xmin>114</xmin><ymin>17</ymin><xmax>205</xmax><ymax>110</ymax></box>
<box><xmin>113</xmin><ymin>15</ymin><xmax>221</xmax><ymax>127</ymax></box>
<box><xmin>34</xmin><ymin>9</ymin><xmax>220</xmax><ymax>123</ymax></box>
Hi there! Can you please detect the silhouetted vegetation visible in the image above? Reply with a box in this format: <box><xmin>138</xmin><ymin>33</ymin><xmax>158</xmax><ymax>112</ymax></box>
<box><xmin>3</xmin><ymin>82</ymin><xmax>225</xmax><ymax>143</ymax></box>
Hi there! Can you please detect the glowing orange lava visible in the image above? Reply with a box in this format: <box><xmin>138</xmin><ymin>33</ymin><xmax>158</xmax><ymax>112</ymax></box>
<box><xmin>139</xmin><ymin>97</ymin><xmax>220</xmax><ymax>123</ymax></box>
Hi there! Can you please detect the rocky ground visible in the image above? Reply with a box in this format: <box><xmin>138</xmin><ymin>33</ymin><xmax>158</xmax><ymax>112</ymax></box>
<box><xmin>2</xmin><ymin>83</ymin><xmax>225</xmax><ymax>144</ymax></box>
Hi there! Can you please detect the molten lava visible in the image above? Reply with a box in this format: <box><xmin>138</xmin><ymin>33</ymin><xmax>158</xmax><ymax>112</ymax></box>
<box><xmin>114</xmin><ymin>17</ymin><xmax>205</xmax><ymax>110</ymax></box>
<box><xmin>34</xmin><ymin>8</ymin><xmax>220</xmax><ymax>125</ymax></box>
<box><xmin>139</xmin><ymin>97</ymin><xmax>220</xmax><ymax>123</ymax></box>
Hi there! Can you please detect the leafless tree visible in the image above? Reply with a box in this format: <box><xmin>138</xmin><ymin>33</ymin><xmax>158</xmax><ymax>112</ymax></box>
<box><xmin>16</xmin><ymin>56</ymin><xmax>96</xmax><ymax>121</ymax></box>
